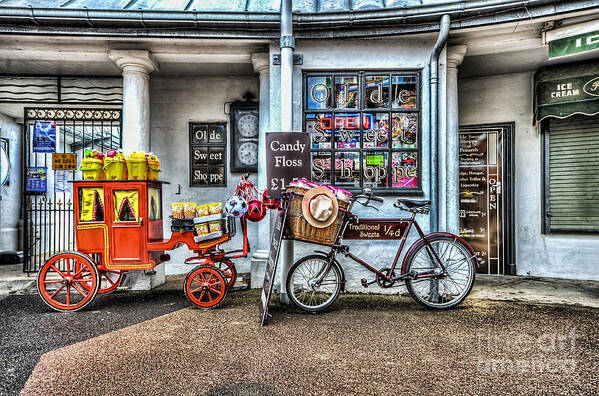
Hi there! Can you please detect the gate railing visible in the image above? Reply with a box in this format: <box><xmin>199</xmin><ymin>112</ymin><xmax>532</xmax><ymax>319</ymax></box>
<box><xmin>23</xmin><ymin>108</ymin><xmax>122</xmax><ymax>273</ymax></box>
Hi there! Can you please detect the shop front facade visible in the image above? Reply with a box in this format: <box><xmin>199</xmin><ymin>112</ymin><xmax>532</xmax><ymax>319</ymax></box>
<box><xmin>0</xmin><ymin>1</ymin><xmax>597</xmax><ymax>291</ymax></box>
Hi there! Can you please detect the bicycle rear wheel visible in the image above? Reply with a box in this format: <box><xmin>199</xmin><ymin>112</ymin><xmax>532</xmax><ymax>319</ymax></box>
<box><xmin>286</xmin><ymin>255</ymin><xmax>342</xmax><ymax>313</ymax></box>
<box><xmin>405</xmin><ymin>236</ymin><xmax>476</xmax><ymax>309</ymax></box>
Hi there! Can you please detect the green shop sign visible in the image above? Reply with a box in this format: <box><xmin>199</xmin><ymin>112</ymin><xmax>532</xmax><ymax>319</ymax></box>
<box><xmin>549</xmin><ymin>30</ymin><xmax>599</xmax><ymax>59</ymax></box>
<box><xmin>534</xmin><ymin>59</ymin><xmax>599</xmax><ymax>123</ymax></box>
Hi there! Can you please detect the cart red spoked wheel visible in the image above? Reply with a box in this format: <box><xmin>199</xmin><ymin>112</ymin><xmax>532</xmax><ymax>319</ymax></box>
<box><xmin>215</xmin><ymin>259</ymin><xmax>237</xmax><ymax>289</ymax></box>
<box><xmin>184</xmin><ymin>265</ymin><xmax>228</xmax><ymax>309</ymax></box>
<box><xmin>36</xmin><ymin>252</ymin><xmax>100</xmax><ymax>312</ymax></box>
<box><xmin>77</xmin><ymin>267</ymin><xmax>124</xmax><ymax>294</ymax></box>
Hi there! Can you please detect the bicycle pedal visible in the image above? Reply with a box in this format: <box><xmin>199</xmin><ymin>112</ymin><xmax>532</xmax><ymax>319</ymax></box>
<box><xmin>361</xmin><ymin>278</ymin><xmax>377</xmax><ymax>288</ymax></box>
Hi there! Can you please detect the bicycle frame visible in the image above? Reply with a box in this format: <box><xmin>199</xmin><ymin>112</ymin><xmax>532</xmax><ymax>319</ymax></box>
<box><xmin>314</xmin><ymin>207</ymin><xmax>460</xmax><ymax>287</ymax></box>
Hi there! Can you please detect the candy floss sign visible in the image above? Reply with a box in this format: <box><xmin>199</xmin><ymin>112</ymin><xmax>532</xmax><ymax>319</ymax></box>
<box><xmin>266</xmin><ymin>132</ymin><xmax>310</xmax><ymax>199</ymax></box>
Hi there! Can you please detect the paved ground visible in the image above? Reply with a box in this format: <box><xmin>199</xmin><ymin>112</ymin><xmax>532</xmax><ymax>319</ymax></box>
<box><xmin>0</xmin><ymin>285</ymin><xmax>187</xmax><ymax>396</ymax></box>
<box><xmin>16</xmin><ymin>290</ymin><xmax>598</xmax><ymax>396</ymax></box>
<box><xmin>472</xmin><ymin>274</ymin><xmax>599</xmax><ymax>308</ymax></box>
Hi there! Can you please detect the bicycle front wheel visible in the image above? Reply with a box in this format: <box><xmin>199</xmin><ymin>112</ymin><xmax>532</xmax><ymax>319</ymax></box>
<box><xmin>286</xmin><ymin>255</ymin><xmax>342</xmax><ymax>313</ymax></box>
<box><xmin>405</xmin><ymin>236</ymin><xmax>476</xmax><ymax>309</ymax></box>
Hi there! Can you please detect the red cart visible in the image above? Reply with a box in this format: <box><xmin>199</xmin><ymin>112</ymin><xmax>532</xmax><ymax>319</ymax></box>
<box><xmin>36</xmin><ymin>179</ymin><xmax>250</xmax><ymax>312</ymax></box>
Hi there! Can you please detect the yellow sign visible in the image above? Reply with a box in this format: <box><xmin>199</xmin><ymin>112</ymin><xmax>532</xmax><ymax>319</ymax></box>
<box><xmin>52</xmin><ymin>153</ymin><xmax>76</xmax><ymax>170</ymax></box>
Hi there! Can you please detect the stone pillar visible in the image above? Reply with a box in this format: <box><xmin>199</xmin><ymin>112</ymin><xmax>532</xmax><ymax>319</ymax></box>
<box><xmin>445</xmin><ymin>45</ymin><xmax>467</xmax><ymax>234</ymax></box>
<box><xmin>108</xmin><ymin>50</ymin><xmax>158</xmax><ymax>153</ymax></box>
<box><xmin>109</xmin><ymin>49</ymin><xmax>163</xmax><ymax>290</ymax></box>
<box><xmin>250</xmin><ymin>52</ymin><xmax>271</xmax><ymax>288</ymax></box>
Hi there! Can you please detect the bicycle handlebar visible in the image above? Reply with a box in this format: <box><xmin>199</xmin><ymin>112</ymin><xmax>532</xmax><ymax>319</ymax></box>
<box><xmin>351</xmin><ymin>190</ymin><xmax>384</xmax><ymax>211</ymax></box>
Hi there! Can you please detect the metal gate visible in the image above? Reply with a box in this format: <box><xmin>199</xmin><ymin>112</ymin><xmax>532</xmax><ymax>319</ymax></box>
<box><xmin>23</xmin><ymin>108</ymin><xmax>122</xmax><ymax>273</ymax></box>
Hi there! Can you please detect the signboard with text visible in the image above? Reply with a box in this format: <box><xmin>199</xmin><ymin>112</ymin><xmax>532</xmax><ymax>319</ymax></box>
<box><xmin>266</xmin><ymin>132</ymin><xmax>310</xmax><ymax>199</ymax></box>
<box><xmin>342</xmin><ymin>219</ymin><xmax>408</xmax><ymax>240</ymax></box>
<box><xmin>549</xmin><ymin>30</ymin><xmax>599</xmax><ymax>59</ymax></box>
<box><xmin>534</xmin><ymin>59</ymin><xmax>599</xmax><ymax>122</ymax></box>
<box><xmin>52</xmin><ymin>153</ymin><xmax>76</xmax><ymax>170</ymax></box>
<box><xmin>189</xmin><ymin>123</ymin><xmax>227</xmax><ymax>187</ymax></box>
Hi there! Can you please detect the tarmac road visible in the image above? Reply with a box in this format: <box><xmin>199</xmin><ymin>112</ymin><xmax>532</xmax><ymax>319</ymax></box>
<box><xmin>10</xmin><ymin>290</ymin><xmax>599</xmax><ymax>396</ymax></box>
<box><xmin>0</xmin><ymin>286</ymin><xmax>187</xmax><ymax>396</ymax></box>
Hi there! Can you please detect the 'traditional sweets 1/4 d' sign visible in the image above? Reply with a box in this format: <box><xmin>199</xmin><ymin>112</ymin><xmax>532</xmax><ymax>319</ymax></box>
<box><xmin>266</xmin><ymin>132</ymin><xmax>310</xmax><ymax>199</ymax></box>
<box><xmin>342</xmin><ymin>219</ymin><xmax>408</xmax><ymax>240</ymax></box>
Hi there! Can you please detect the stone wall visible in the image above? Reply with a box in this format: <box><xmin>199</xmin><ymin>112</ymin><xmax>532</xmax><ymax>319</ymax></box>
<box><xmin>150</xmin><ymin>76</ymin><xmax>260</xmax><ymax>275</ymax></box>
<box><xmin>0</xmin><ymin>112</ymin><xmax>21</xmax><ymax>251</ymax></box>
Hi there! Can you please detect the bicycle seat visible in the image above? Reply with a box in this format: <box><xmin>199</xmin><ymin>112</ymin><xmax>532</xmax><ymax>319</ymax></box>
<box><xmin>394</xmin><ymin>199</ymin><xmax>431</xmax><ymax>214</ymax></box>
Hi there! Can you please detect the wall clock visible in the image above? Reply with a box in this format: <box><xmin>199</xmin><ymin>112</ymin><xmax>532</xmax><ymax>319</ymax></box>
<box><xmin>230</xmin><ymin>95</ymin><xmax>259</xmax><ymax>172</ymax></box>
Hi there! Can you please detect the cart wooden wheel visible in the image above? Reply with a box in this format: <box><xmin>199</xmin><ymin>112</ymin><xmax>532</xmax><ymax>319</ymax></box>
<box><xmin>77</xmin><ymin>267</ymin><xmax>124</xmax><ymax>294</ymax></box>
<box><xmin>96</xmin><ymin>270</ymin><xmax>124</xmax><ymax>294</ymax></box>
<box><xmin>36</xmin><ymin>252</ymin><xmax>100</xmax><ymax>312</ymax></box>
<box><xmin>215</xmin><ymin>259</ymin><xmax>237</xmax><ymax>289</ymax></box>
<box><xmin>184</xmin><ymin>265</ymin><xmax>228</xmax><ymax>309</ymax></box>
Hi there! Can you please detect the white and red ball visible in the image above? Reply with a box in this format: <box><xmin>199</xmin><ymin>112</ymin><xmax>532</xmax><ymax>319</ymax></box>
<box><xmin>225</xmin><ymin>195</ymin><xmax>247</xmax><ymax>218</ymax></box>
<box><xmin>246</xmin><ymin>199</ymin><xmax>267</xmax><ymax>222</ymax></box>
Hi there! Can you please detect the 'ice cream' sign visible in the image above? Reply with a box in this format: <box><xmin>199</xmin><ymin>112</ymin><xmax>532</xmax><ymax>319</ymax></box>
<box><xmin>266</xmin><ymin>132</ymin><xmax>310</xmax><ymax>199</ymax></box>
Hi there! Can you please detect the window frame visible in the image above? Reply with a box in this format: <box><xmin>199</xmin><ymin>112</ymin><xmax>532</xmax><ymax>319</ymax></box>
<box><xmin>303</xmin><ymin>70</ymin><xmax>423</xmax><ymax>195</ymax></box>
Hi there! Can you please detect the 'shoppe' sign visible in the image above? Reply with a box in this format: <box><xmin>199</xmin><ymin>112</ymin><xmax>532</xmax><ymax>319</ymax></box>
<box><xmin>266</xmin><ymin>132</ymin><xmax>310</xmax><ymax>199</ymax></box>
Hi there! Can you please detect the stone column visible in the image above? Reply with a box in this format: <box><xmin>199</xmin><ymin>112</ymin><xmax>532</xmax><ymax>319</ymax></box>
<box><xmin>109</xmin><ymin>49</ymin><xmax>162</xmax><ymax>290</ymax></box>
<box><xmin>250</xmin><ymin>52</ymin><xmax>271</xmax><ymax>288</ymax></box>
<box><xmin>445</xmin><ymin>45</ymin><xmax>467</xmax><ymax>234</ymax></box>
<box><xmin>108</xmin><ymin>50</ymin><xmax>158</xmax><ymax>153</ymax></box>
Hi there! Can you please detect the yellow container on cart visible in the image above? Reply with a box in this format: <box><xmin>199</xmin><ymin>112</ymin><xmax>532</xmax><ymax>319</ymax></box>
<box><xmin>126</xmin><ymin>152</ymin><xmax>147</xmax><ymax>180</ymax></box>
<box><xmin>146</xmin><ymin>154</ymin><xmax>161</xmax><ymax>180</ymax></box>
<box><xmin>103</xmin><ymin>152</ymin><xmax>127</xmax><ymax>180</ymax></box>
<box><xmin>80</xmin><ymin>157</ymin><xmax>105</xmax><ymax>180</ymax></box>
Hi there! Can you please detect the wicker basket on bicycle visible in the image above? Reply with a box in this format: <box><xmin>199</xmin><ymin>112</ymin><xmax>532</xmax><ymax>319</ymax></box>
<box><xmin>285</xmin><ymin>185</ymin><xmax>349</xmax><ymax>245</ymax></box>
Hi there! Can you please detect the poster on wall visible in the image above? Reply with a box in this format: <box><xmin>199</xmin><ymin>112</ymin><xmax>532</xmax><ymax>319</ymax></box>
<box><xmin>55</xmin><ymin>170</ymin><xmax>73</xmax><ymax>194</ymax></box>
<box><xmin>33</xmin><ymin>121</ymin><xmax>57</xmax><ymax>153</ymax></box>
<box><xmin>26</xmin><ymin>167</ymin><xmax>47</xmax><ymax>193</ymax></box>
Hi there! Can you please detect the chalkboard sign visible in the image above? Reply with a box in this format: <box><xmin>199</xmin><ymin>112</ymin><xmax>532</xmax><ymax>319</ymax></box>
<box><xmin>259</xmin><ymin>206</ymin><xmax>288</xmax><ymax>326</ymax></box>
<box><xmin>189</xmin><ymin>122</ymin><xmax>227</xmax><ymax>187</ymax></box>
<box><xmin>266</xmin><ymin>132</ymin><xmax>310</xmax><ymax>199</ymax></box>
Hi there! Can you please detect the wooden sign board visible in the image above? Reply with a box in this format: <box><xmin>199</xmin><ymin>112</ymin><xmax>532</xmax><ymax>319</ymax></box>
<box><xmin>259</xmin><ymin>207</ymin><xmax>288</xmax><ymax>326</ymax></box>
<box><xmin>189</xmin><ymin>123</ymin><xmax>227</xmax><ymax>187</ymax></box>
<box><xmin>266</xmin><ymin>132</ymin><xmax>310</xmax><ymax>199</ymax></box>
<box><xmin>52</xmin><ymin>153</ymin><xmax>76</xmax><ymax>170</ymax></box>
<box><xmin>342</xmin><ymin>219</ymin><xmax>409</xmax><ymax>240</ymax></box>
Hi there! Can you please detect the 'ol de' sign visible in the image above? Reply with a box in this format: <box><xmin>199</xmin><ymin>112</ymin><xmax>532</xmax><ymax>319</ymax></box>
<box><xmin>266</xmin><ymin>132</ymin><xmax>310</xmax><ymax>199</ymax></box>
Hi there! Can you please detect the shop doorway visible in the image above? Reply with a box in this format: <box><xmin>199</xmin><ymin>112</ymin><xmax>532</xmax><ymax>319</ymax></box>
<box><xmin>459</xmin><ymin>123</ymin><xmax>515</xmax><ymax>275</ymax></box>
<box><xmin>23</xmin><ymin>108</ymin><xmax>122</xmax><ymax>273</ymax></box>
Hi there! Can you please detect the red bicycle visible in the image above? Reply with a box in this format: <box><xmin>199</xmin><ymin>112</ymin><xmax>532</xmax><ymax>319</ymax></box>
<box><xmin>285</xmin><ymin>189</ymin><xmax>478</xmax><ymax>312</ymax></box>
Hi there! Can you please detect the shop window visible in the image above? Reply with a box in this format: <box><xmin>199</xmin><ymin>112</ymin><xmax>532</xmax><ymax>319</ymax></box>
<box><xmin>543</xmin><ymin>114</ymin><xmax>599</xmax><ymax>233</ymax></box>
<box><xmin>148</xmin><ymin>187</ymin><xmax>162</xmax><ymax>221</ymax></box>
<box><xmin>113</xmin><ymin>190</ymin><xmax>139</xmax><ymax>222</ymax></box>
<box><xmin>305</xmin><ymin>71</ymin><xmax>421</xmax><ymax>193</ymax></box>
<box><xmin>79</xmin><ymin>187</ymin><xmax>104</xmax><ymax>222</ymax></box>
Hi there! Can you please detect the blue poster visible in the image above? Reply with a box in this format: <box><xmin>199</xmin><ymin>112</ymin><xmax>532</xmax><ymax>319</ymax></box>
<box><xmin>33</xmin><ymin>121</ymin><xmax>56</xmax><ymax>153</ymax></box>
<box><xmin>26</xmin><ymin>167</ymin><xmax>47</xmax><ymax>192</ymax></box>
